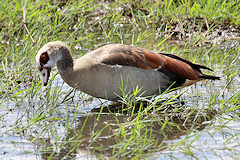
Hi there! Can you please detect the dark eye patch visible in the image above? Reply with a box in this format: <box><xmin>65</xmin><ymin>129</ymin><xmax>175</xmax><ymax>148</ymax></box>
<box><xmin>40</xmin><ymin>52</ymin><xmax>49</xmax><ymax>64</ymax></box>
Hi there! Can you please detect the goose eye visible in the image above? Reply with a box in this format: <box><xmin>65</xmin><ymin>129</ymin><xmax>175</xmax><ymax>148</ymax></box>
<box><xmin>40</xmin><ymin>52</ymin><xmax>49</xmax><ymax>64</ymax></box>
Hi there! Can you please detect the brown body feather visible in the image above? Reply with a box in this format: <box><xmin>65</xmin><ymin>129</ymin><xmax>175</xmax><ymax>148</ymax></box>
<box><xmin>101</xmin><ymin>44</ymin><xmax>219</xmax><ymax>83</ymax></box>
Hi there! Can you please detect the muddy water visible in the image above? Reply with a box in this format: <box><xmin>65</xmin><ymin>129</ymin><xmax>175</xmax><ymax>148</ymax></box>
<box><xmin>0</xmin><ymin>47</ymin><xmax>239</xmax><ymax>159</ymax></box>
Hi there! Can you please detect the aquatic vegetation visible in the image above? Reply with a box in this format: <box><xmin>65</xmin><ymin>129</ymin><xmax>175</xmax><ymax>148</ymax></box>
<box><xmin>0</xmin><ymin>0</ymin><xmax>239</xmax><ymax>159</ymax></box>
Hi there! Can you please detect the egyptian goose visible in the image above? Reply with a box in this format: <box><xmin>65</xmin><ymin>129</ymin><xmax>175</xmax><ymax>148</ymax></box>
<box><xmin>35</xmin><ymin>41</ymin><xmax>219</xmax><ymax>101</ymax></box>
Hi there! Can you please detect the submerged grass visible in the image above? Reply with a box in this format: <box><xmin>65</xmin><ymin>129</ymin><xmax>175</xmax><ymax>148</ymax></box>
<box><xmin>0</xmin><ymin>0</ymin><xmax>240</xmax><ymax>159</ymax></box>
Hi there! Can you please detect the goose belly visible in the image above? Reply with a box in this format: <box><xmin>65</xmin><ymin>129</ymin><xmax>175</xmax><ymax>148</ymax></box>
<box><xmin>75</xmin><ymin>64</ymin><xmax>172</xmax><ymax>101</ymax></box>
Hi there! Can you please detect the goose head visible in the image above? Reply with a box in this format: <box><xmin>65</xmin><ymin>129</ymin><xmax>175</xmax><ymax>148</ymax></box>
<box><xmin>35</xmin><ymin>41</ymin><xmax>71</xmax><ymax>86</ymax></box>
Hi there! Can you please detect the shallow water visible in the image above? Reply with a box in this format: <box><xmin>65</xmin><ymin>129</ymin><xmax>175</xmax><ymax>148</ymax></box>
<box><xmin>0</xmin><ymin>45</ymin><xmax>239</xmax><ymax>159</ymax></box>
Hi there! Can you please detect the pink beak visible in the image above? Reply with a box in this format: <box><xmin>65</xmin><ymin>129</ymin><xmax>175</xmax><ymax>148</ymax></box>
<box><xmin>40</xmin><ymin>67</ymin><xmax>51</xmax><ymax>86</ymax></box>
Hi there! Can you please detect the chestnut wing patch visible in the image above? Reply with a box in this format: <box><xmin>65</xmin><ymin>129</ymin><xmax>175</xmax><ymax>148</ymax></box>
<box><xmin>159</xmin><ymin>52</ymin><xmax>220</xmax><ymax>80</ymax></box>
<box><xmin>100</xmin><ymin>45</ymin><xmax>218</xmax><ymax>81</ymax></box>
<box><xmin>163</xmin><ymin>57</ymin><xmax>200</xmax><ymax>80</ymax></box>
<box><xmin>144</xmin><ymin>51</ymin><xmax>201</xmax><ymax>80</ymax></box>
<box><xmin>101</xmin><ymin>45</ymin><xmax>201</xmax><ymax>80</ymax></box>
<box><xmin>160</xmin><ymin>52</ymin><xmax>213</xmax><ymax>72</ymax></box>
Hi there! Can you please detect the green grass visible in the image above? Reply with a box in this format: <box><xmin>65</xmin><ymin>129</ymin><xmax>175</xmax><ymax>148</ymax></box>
<box><xmin>0</xmin><ymin>0</ymin><xmax>240</xmax><ymax>159</ymax></box>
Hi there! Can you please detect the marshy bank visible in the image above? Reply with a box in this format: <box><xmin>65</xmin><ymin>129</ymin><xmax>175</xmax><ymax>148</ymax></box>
<box><xmin>0</xmin><ymin>0</ymin><xmax>239</xmax><ymax>159</ymax></box>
